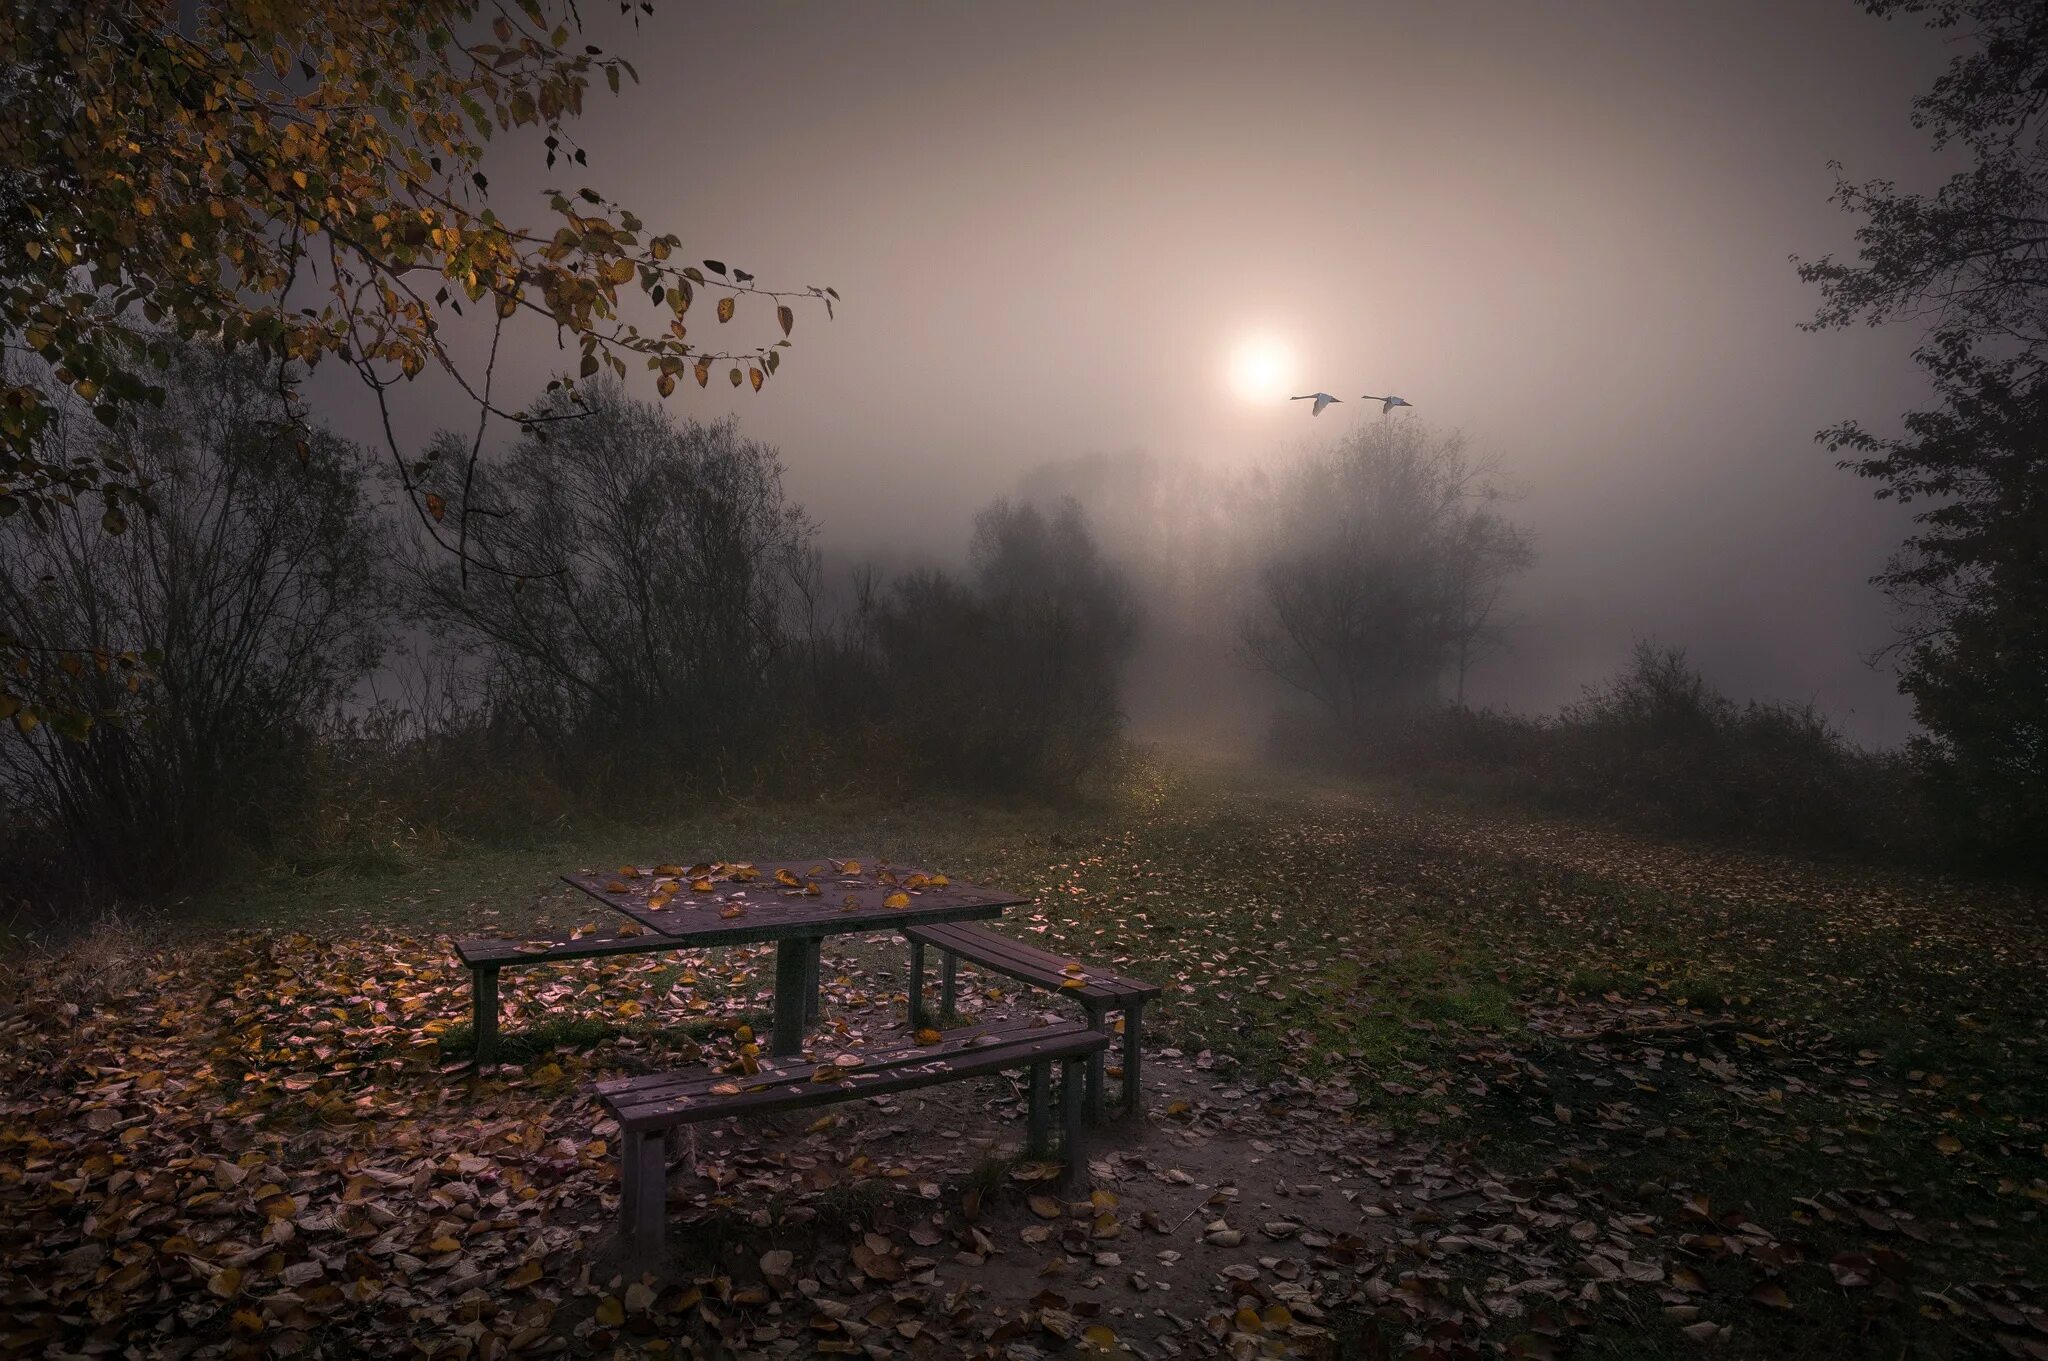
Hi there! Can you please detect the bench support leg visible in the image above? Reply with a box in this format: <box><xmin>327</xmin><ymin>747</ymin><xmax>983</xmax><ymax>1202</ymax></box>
<box><xmin>907</xmin><ymin>938</ymin><xmax>926</xmax><ymax>1028</ymax></box>
<box><xmin>802</xmin><ymin>939</ymin><xmax>822</xmax><ymax>1024</ymax></box>
<box><xmin>772</xmin><ymin>940</ymin><xmax>810</xmax><ymax>1057</ymax></box>
<box><xmin>1059</xmin><ymin>1057</ymin><xmax>1085</xmax><ymax>1180</ymax></box>
<box><xmin>1121</xmin><ymin>1005</ymin><xmax>1145</xmax><ymax>1117</ymax></box>
<box><xmin>939</xmin><ymin>951</ymin><xmax>958</xmax><ymax>1018</ymax></box>
<box><xmin>620</xmin><ymin>1128</ymin><xmax>668</xmax><ymax>1274</ymax></box>
<box><xmin>1026</xmin><ymin>1060</ymin><xmax>1051</xmax><ymax>1156</ymax></box>
<box><xmin>471</xmin><ymin>966</ymin><xmax>500</xmax><ymax>1065</ymax></box>
<box><xmin>1082</xmin><ymin>1006</ymin><xmax>1106</xmax><ymax>1125</ymax></box>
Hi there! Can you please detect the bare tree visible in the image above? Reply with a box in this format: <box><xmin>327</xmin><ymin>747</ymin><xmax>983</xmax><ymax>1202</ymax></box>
<box><xmin>871</xmin><ymin>498</ymin><xmax>1140</xmax><ymax>791</ymax></box>
<box><xmin>0</xmin><ymin>346</ymin><xmax>386</xmax><ymax>890</ymax></box>
<box><xmin>398</xmin><ymin>380</ymin><xmax>814</xmax><ymax>769</ymax></box>
<box><xmin>1240</xmin><ymin>422</ymin><xmax>1532</xmax><ymax>736</ymax></box>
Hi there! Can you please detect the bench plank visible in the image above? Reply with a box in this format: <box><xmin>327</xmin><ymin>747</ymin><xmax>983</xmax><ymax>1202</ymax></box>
<box><xmin>601</xmin><ymin>1022</ymin><xmax>1105</xmax><ymax>1131</ymax></box>
<box><xmin>455</xmin><ymin>930</ymin><xmax>696</xmax><ymax>1064</ymax></box>
<box><xmin>902</xmin><ymin>923</ymin><xmax>1159</xmax><ymax>1120</ymax></box>
<box><xmin>904</xmin><ymin>922</ymin><xmax>1161</xmax><ymax>1006</ymax></box>
<box><xmin>596</xmin><ymin>1022</ymin><xmax>1102</xmax><ymax>1272</ymax></box>
<box><xmin>456</xmin><ymin>931</ymin><xmax>683</xmax><ymax>968</ymax></box>
<box><xmin>599</xmin><ymin>1019</ymin><xmax>1083</xmax><ymax>1110</ymax></box>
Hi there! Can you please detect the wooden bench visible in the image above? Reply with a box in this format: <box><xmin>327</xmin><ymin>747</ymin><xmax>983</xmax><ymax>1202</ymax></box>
<box><xmin>455</xmin><ymin>930</ymin><xmax>825</xmax><ymax>1063</ymax></box>
<box><xmin>902</xmin><ymin>922</ymin><xmax>1161</xmax><ymax>1120</ymax></box>
<box><xmin>595</xmin><ymin>1020</ymin><xmax>1106</xmax><ymax>1271</ymax></box>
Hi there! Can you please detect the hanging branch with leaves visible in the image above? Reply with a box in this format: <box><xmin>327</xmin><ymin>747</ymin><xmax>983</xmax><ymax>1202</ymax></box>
<box><xmin>0</xmin><ymin>0</ymin><xmax>834</xmax><ymax>737</ymax></box>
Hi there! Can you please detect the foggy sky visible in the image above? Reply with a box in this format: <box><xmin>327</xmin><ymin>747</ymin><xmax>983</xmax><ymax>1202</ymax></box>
<box><xmin>341</xmin><ymin>0</ymin><xmax>1955</xmax><ymax>746</ymax></box>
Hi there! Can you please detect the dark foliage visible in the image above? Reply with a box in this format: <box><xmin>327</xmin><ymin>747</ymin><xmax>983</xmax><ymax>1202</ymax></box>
<box><xmin>1277</xmin><ymin>643</ymin><xmax>1923</xmax><ymax>857</ymax></box>
<box><xmin>1801</xmin><ymin>0</ymin><xmax>2048</xmax><ymax>868</ymax></box>
<box><xmin>1241</xmin><ymin>422</ymin><xmax>1533</xmax><ymax>732</ymax></box>
<box><xmin>0</xmin><ymin>347</ymin><xmax>385</xmax><ymax>891</ymax></box>
<box><xmin>868</xmin><ymin>498</ymin><xmax>1140</xmax><ymax>793</ymax></box>
<box><xmin>399</xmin><ymin>381</ymin><xmax>815</xmax><ymax>790</ymax></box>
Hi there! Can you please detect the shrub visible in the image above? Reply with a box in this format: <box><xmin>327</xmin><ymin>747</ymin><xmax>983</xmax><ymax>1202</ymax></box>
<box><xmin>398</xmin><ymin>380</ymin><xmax>814</xmax><ymax>792</ymax></box>
<box><xmin>0</xmin><ymin>346</ymin><xmax>386</xmax><ymax>892</ymax></box>
<box><xmin>1277</xmin><ymin>642</ymin><xmax>1925</xmax><ymax>857</ymax></box>
<box><xmin>870</xmin><ymin>498</ymin><xmax>1139</xmax><ymax>793</ymax></box>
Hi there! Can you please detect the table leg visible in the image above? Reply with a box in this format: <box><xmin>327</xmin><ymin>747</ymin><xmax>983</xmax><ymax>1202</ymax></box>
<box><xmin>772</xmin><ymin>940</ymin><xmax>810</xmax><ymax>1057</ymax></box>
<box><xmin>1026</xmin><ymin>1060</ymin><xmax>1050</xmax><ymax>1156</ymax></box>
<box><xmin>907</xmin><ymin>938</ymin><xmax>926</xmax><ymax>1028</ymax></box>
<box><xmin>471</xmin><ymin>965</ymin><xmax>499</xmax><ymax>1064</ymax></box>
<box><xmin>1059</xmin><ymin>1056</ymin><xmax>1085</xmax><ymax>1180</ymax></box>
<box><xmin>1122</xmin><ymin>1005</ymin><xmax>1144</xmax><ymax>1117</ymax></box>
<box><xmin>802</xmin><ymin>938</ymin><xmax>822</xmax><ymax>1024</ymax></box>
<box><xmin>623</xmin><ymin>1128</ymin><xmax>667</xmax><ymax>1274</ymax></box>
<box><xmin>939</xmin><ymin>951</ymin><xmax>958</xmax><ymax>1017</ymax></box>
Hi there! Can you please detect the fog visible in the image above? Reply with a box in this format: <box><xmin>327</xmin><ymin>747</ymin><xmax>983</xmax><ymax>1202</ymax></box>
<box><xmin>325</xmin><ymin>0</ymin><xmax>1950</xmax><ymax>748</ymax></box>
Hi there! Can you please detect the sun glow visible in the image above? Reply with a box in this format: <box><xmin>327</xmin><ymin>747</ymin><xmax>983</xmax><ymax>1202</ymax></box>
<box><xmin>1226</xmin><ymin>334</ymin><xmax>1295</xmax><ymax>404</ymax></box>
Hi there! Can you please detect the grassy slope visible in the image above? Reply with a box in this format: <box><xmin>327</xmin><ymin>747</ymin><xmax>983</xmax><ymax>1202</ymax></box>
<box><xmin>84</xmin><ymin>755</ymin><xmax>2048</xmax><ymax>1356</ymax></box>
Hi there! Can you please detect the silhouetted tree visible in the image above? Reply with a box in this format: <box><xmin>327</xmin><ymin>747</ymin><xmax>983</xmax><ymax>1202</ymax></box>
<box><xmin>1</xmin><ymin>2</ymin><xmax>836</xmax><ymax>746</ymax></box>
<box><xmin>0</xmin><ymin>347</ymin><xmax>385</xmax><ymax>889</ymax></box>
<box><xmin>1801</xmin><ymin>0</ymin><xmax>2048</xmax><ymax>861</ymax></box>
<box><xmin>1240</xmin><ymin>423</ymin><xmax>1531</xmax><ymax>738</ymax></box>
<box><xmin>872</xmin><ymin>498</ymin><xmax>1139</xmax><ymax>791</ymax></box>
<box><xmin>399</xmin><ymin>381</ymin><xmax>813</xmax><ymax>774</ymax></box>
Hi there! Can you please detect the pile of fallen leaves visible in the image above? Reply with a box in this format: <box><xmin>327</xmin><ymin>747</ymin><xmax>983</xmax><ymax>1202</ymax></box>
<box><xmin>0</xmin><ymin>930</ymin><xmax>625</xmax><ymax>1358</ymax></box>
<box><xmin>5</xmin><ymin>764</ymin><xmax>2047</xmax><ymax>1359</ymax></box>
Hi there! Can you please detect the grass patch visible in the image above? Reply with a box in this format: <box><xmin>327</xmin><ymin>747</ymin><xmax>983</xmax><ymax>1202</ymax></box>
<box><xmin>24</xmin><ymin>752</ymin><xmax>2043</xmax><ymax>1359</ymax></box>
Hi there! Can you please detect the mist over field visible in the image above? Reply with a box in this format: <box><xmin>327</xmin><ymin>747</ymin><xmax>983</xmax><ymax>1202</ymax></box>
<box><xmin>5</xmin><ymin>4</ymin><xmax>2046</xmax><ymax>1358</ymax></box>
<box><xmin>292</xmin><ymin>0</ymin><xmax>1959</xmax><ymax>750</ymax></box>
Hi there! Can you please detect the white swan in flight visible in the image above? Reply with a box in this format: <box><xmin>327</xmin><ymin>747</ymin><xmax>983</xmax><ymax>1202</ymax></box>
<box><xmin>1292</xmin><ymin>392</ymin><xmax>1342</xmax><ymax>416</ymax></box>
<box><xmin>1361</xmin><ymin>394</ymin><xmax>1414</xmax><ymax>414</ymax></box>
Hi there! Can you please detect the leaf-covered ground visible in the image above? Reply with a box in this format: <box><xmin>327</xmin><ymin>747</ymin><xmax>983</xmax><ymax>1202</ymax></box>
<box><xmin>3</xmin><ymin>759</ymin><xmax>2043</xmax><ymax>1359</ymax></box>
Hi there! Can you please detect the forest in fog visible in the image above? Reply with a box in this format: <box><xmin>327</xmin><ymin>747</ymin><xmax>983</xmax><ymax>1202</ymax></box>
<box><xmin>4</xmin><ymin>5</ymin><xmax>2046</xmax><ymax>1361</ymax></box>
<box><xmin>0</xmin><ymin>337</ymin><xmax>2013</xmax><ymax>903</ymax></box>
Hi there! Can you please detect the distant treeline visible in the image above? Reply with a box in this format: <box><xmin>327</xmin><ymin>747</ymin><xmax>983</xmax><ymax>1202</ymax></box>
<box><xmin>0</xmin><ymin>351</ymin><xmax>1137</xmax><ymax>897</ymax></box>
<box><xmin>0</xmin><ymin>345</ymin><xmax>2036</xmax><ymax>902</ymax></box>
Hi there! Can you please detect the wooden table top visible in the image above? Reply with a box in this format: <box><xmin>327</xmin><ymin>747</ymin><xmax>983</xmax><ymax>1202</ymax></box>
<box><xmin>560</xmin><ymin>856</ymin><xmax>1025</xmax><ymax>948</ymax></box>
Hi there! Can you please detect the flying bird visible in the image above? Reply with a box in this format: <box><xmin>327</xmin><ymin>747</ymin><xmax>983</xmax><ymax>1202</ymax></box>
<box><xmin>1292</xmin><ymin>392</ymin><xmax>1342</xmax><ymax>416</ymax></box>
<box><xmin>1361</xmin><ymin>394</ymin><xmax>1414</xmax><ymax>414</ymax></box>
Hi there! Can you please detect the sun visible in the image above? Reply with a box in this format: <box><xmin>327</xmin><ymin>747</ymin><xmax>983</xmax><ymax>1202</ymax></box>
<box><xmin>1226</xmin><ymin>334</ymin><xmax>1295</xmax><ymax>404</ymax></box>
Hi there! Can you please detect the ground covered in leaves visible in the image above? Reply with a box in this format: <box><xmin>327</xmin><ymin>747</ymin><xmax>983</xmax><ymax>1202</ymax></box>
<box><xmin>2</xmin><ymin>759</ymin><xmax>2043</xmax><ymax>1359</ymax></box>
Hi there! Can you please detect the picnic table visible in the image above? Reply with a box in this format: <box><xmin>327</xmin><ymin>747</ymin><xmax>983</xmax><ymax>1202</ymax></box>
<box><xmin>559</xmin><ymin>858</ymin><xmax>1028</xmax><ymax>1056</ymax></box>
